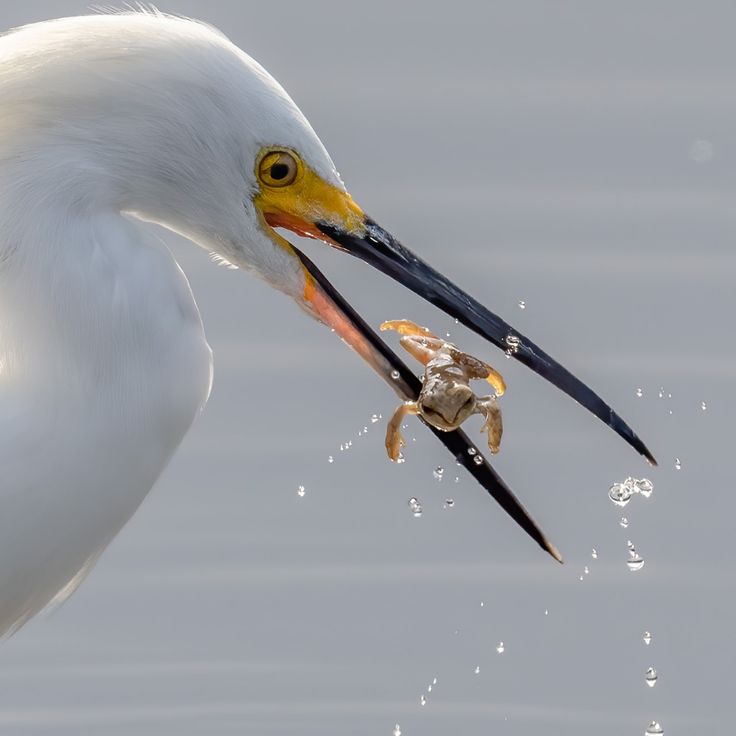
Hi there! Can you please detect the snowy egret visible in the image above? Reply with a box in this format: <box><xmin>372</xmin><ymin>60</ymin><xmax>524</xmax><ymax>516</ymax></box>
<box><xmin>0</xmin><ymin>12</ymin><xmax>654</xmax><ymax>636</ymax></box>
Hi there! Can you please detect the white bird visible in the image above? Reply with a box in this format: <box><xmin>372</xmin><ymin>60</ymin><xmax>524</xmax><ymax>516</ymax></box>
<box><xmin>0</xmin><ymin>11</ymin><xmax>654</xmax><ymax>637</ymax></box>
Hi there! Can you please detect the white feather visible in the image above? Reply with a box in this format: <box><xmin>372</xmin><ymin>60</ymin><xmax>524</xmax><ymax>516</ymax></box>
<box><xmin>0</xmin><ymin>12</ymin><xmax>339</xmax><ymax>635</ymax></box>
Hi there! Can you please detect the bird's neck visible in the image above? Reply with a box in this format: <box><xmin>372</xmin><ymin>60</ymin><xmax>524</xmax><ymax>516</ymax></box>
<box><xmin>0</xmin><ymin>163</ymin><xmax>207</xmax><ymax>402</ymax></box>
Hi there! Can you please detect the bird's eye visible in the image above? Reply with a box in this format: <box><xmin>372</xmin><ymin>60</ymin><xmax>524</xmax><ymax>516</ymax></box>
<box><xmin>258</xmin><ymin>150</ymin><xmax>299</xmax><ymax>187</ymax></box>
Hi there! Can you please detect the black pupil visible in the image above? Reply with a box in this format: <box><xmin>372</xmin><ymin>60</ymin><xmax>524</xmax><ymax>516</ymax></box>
<box><xmin>270</xmin><ymin>162</ymin><xmax>290</xmax><ymax>180</ymax></box>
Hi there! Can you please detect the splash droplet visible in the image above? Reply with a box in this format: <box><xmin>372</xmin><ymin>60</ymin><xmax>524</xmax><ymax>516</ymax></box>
<box><xmin>467</xmin><ymin>447</ymin><xmax>477</xmax><ymax>456</ymax></box>
<box><xmin>496</xmin><ymin>641</ymin><xmax>505</xmax><ymax>654</ymax></box>
<box><xmin>609</xmin><ymin>482</ymin><xmax>634</xmax><ymax>507</ymax></box>
<box><xmin>518</xmin><ymin>300</ymin><xmax>526</xmax><ymax>310</ymax></box>
<box><xmin>675</xmin><ymin>457</ymin><xmax>682</xmax><ymax>470</ymax></box>
<box><xmin>443</xmin><ymin>498</ymin><xmax>455</xmax><ymax>509</ymax></box>
<box><xmin>583</xmin><ymin>565</ymin><xmax>590</xmax><ymax>575</ymax></box>
<box><xmin>645</xmin><ymin>721</ymin><xmax>664</xmax><ymax>735</ymax></box>
<box><xmin>636</xmin><ymin>478</ymin><xmax>654</xmax><ymax>498</ymax></box>
<box><xmin>636</xmin><ymin>387</ymin><xmax>643</xmax><ymax>398</ymax></box>
<box><xmin>473</xmin><ymin>455</ymin><xmax>483</xmax><ymax>465</ymax></box>
<box><xmin>701</xmin><ymin>401</ymin><xmax>707</xmax><ymax>411</ymax></box>
<box><xmin>393</xmin><ymin>724</ymin><xmax>402</xmax><ymax>736</ymax></box>
<box><xmin>297</xmin><ymin>485</ymin><xmax>306</xmax><ymax>498</ymax></box>
<box><xmin>328</xmin><ymin>455</ymin><xmax>334</xmax><ymax>464</ymax></box>
<box><xmin>643</xmin><ymin>631</ymin><xmax>652</xmax><ymax>646</ymax></box>
<box><xmin>433</xmin><ymin>466</ymin><xmax>444</xmax><ymax>481</ymax></box>
<box><xmin>645</xmin><ymin>666</ymin><xmax>658</xmax><ymax>688</ymax></box>
<box><xmin>620</xmin><ymin>516</ymin><xmax>629</xmax><ymax>528</ymax></box>
<box><xmin>390</xmin><ymin>370</ymin><xmax>400</xmax><ymax>380</ymax></box>
<box><xmin>591</xmin><ymin>548</ymin><xmax>598</xmax><ymax>559</ymax></box>
<box><xmin>408</xmin><ymin>497</ymin><xmax>422</xmax><ymax>517</ymax></box>
<box><xmin>371</xmin><ymin>413</ymin><xmax>381</xmax><ymax>423</ymax></box>
<box><xmin>474</xmin><ymin>665</ymin><xmax>480</xmax><ymax>674</ymax></box>
<box><xmin>419</xmin><ymin>694</ymin><xmax>426</xmax><ymax>706</ymax></box>
<box><xmin>505</xmin><ymin>334</ymin><xmax>521</xmax><ymax>355</ymax></box>
<box><xmin>627</xmin><ymin>553</ymin><xmax>645</xmax><ymax>572</ymax></box>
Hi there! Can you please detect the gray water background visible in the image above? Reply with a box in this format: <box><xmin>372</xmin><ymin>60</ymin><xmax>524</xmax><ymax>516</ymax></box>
<box><xmin>0</xmin><ymin>1</ymin><xmax>734</xmax><ymax>734</ymax></box>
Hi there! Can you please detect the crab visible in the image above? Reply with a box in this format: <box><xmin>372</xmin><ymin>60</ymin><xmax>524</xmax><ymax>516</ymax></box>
<box><xmin>380</xmin><ymin>319</ymin><xmax>506</xmax><ymax>461</ymax></box>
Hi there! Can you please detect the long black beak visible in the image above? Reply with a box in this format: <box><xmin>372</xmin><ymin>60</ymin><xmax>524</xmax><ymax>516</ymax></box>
<box><xmin>317</xmin><ymin>217</ymin><xmax>656</xmax><ymax>466</ymax></box>
<box><xmin>291</xmin><ymin>245</ymin><xmax>563</xmax><ymax>563</ymax></box>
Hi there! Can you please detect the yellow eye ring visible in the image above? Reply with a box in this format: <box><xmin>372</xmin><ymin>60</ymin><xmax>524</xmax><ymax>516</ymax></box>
<box><xmin>257</xmin><ymin>150</ymin><xmax>299</xmax><ymax>188</ymax></box>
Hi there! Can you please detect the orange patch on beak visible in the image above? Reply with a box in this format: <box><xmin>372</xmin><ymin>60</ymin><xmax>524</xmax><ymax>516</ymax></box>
<box><xmin>263</xmin><ymin>211</ymin><xmax>328</xmax><ymax>242</ymax></box>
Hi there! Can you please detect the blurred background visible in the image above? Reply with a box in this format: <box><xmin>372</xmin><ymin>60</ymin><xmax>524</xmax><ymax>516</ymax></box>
<box><xmin>0</xmin><ymin>2</ymin><xmax>733</xmax><ymax>734</ymax></box>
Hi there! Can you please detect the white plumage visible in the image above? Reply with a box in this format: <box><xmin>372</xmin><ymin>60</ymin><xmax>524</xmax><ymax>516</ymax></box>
<box><xmin>0</xmin><ymin>9</ymin><xmax>655</xmax><ymax>636</ymax></box>
<box><xmin>0</xmin><ymin>12</ymin><xmax>344</xmax><ymax>635</ymax></box>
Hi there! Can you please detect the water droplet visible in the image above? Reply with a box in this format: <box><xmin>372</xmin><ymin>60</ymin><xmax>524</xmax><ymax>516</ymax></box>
<box><xmin>620</xmin><ymin>516</ymin><xmax>629</xmax><ymax>528</ymax></box>
<box><xmin>473</xmin><ymin>455</ymin><xmax>483</xmax><ymax>465</ymax></box>
<box><xmin>496</xmin><ymin>641</ymin><xmax>505</xmax><ymax>654</ymax></box>
<box><xmin>591</xmin><ymin>548</ymin><xmax>598</xmax><ymax>559</ymax></box>
<box><xmin>393</xmin><ymin>724</ymin><xmax>401</xmax><ymax>736</ymax></box>
<box><xmin>701</xmin><ymin>401</ymin><xmax>707</xmax><ymax>411</ymax></box>
<box><xmin>391</xmin><ymin>370</ymin><xmax>400</xmax><ymax>380</ymax></box>
<box><xmin>371</xmin><ymin>413</ymin><xmax>381</xmax><ymax>423</ymax></box>
<box><xmin>544</xmin><ymin>609</ymin><xmax>549</xmax><ymax>616</ymax></box>
<box><xmin>518</xmin><ymin>300</ymin><xmax>526</xmax><ymax>310</ymax></box>
<box><xmin>443</xmin><ymin>498</ymin><xmax>455</xmax><ymax>509</ymax></box>
<box><xmin>408</xmin><ymin>497</ymin><xmax>422</xmax><ymax>517</ymax></box>
<box><xmin>297</xmin><ymin>484</ymin><xmax>306</xmax><ymax>497</ymax></box>
<box><xmin>583</xmin><ymin>566</ymin><xmax>589</xmax><ymax>575</ymax></box>
<box><xmin>480</xmin><ymin>601</ymin><xmax>484</xmax><ymax>607</ymax></box>
<box><xmin>658</xmin><ymin>388</ymin><xmax>664</xmax><ymax>399</ymax></box>
<box><xmin>433</xmin><ymin>466</ymin><xmax>444</xmax><ymax>481</ymax></box>
<box><xmin>645</xmin><ymin>720</ymin><xmax>664</xmax><ymax>735</ymax></box>
<box><xmin>643</xmin><ymin>631</ymin><xmax>652</xmax><ymax>645</ymax></box>
<box><xmin>627</xmin><ymin>553</ymin><xmax>645</xmax><ymax>572</ymax></box>
<box><xmin>505</xmin><ymin>334</ymin><xmax>521</xmax><ymax>355</ymax></box>
<box><xmin>432</xmin><ymin>677</ymin><xmax>437</xmax><ymax>685</ymax></box>
<box><xmin>636</xmin><ymin>387</ymin><xmax>643</xmax><ymax>398</ymax></box>
<box><xmin>609</xmin><ymin>481</ymin><xmax>634</xmax><ymax>507</ymax></box>
<box><xmin>675</xmin><ymin>457</ymin><xmax>682</xmax><ymax>470</ymax></box>
<box><xmin>645</xmin><ymin>666</ymin><xmax>658</xmax><ymax>688</ymax></box>
<box><xmin>579</xmin><ymin>575</ymin><xmax>584</xmax><ymax>581</ymax></box>
<box><xmin>636</xmin><ymin>478</ymin><xmax>654</xmax><ymax>498</ymax></box>
<box><xmin>328</xmin><ymin>455</ymin><xmax>334</xmax><ymax>464</ymax></box>
<box><xmin>474</xmin><ymin>665</ymin><xmax>480</xmax><ymax>674</ymax></box>
<box><xmin>419</xmin><ymin>694</ymin><xmax>426</xmax><ymax>706</ymax></box>
<box><xmin>454</xmin><ymin>476</ymin><xmax>460</xmax><ymax>483</ymax></box>
<box><xmin>467</xmin><ymin>447</ymin><xmax>477</xmax><ymax>456</ymax></box>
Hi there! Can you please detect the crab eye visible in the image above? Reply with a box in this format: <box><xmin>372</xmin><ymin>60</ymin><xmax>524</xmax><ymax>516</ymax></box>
<box><xmin>258</xmin><ymin>150</ymin><xmax>299</xmax><ymax>187</ymax></box>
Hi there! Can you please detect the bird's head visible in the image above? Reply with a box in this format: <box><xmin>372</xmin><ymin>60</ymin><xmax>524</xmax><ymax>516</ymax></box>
<box><xmin>21</xmin><ymin>12</ymin><xmax>647</xmax><ymax>463</ymax></box>
<box><xmin>1</xmin><ymin>12</ymin><xmax>654</xmax><ymax>561</ymax></box>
